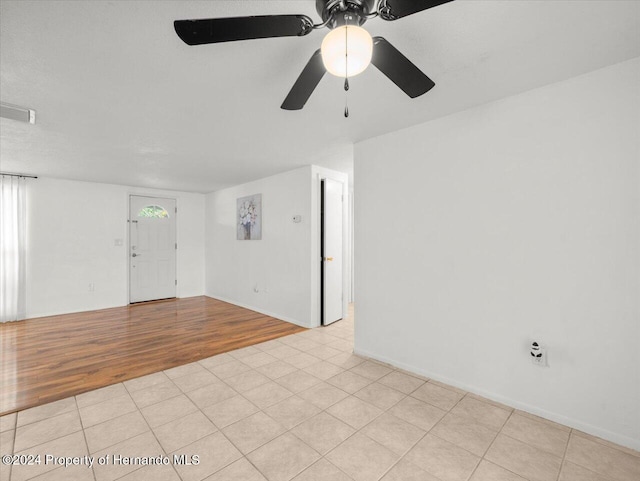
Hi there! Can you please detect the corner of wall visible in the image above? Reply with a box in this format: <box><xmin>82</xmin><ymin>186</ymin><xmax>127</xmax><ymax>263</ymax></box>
<box><xmin>353</xmin><ymin>59</ymin><xmax>640</xmax><ymax>450</ymax></box>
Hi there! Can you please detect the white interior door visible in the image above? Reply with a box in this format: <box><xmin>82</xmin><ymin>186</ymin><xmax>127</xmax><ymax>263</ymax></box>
<box><xmin>129</xmin><ymin>195</ymin><xmax>177</xmax><ymax>303</ymax></box>
<box><xmin>322</xmin><ymin>179</ymin><xmax>344</xmax><ymax>325</ymax></box>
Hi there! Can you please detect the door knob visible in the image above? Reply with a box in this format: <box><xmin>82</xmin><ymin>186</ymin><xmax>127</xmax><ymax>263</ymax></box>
<box><xmin>324</xmin><ymin>257</ymin><xmax>333</xmax><ymax>262</ymax></box>
<box><xmin>132</xmin><ymin>253</ymin><xmax>141</xmax><ymax>257</ymax></box>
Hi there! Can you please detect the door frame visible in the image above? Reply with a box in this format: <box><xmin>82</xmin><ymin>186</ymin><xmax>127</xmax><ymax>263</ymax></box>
<box><xmin>127</xmin><ymin>194</ymin><xmax>178</xmax><ymax>304</ymax></box>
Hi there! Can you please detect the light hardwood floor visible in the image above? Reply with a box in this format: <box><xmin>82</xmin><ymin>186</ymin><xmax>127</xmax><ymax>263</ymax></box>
<box><xmin>0</xmin><ymin>296</ymin><xmax>305</xmax><ymax>415</ymax></box>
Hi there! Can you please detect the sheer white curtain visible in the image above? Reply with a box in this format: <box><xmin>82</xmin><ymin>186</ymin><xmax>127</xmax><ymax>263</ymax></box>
<box><xmin>0</xmin><ymin>175</ymin><xmax>27</xmax><ymax>322</ymax></box>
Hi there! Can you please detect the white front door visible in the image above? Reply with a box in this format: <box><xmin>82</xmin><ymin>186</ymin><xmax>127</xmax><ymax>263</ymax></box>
<box><xmin>129</xmin><ymin>195</ymin><xmax>177</xmax><ymax>303</ymax></box>
<box><xmin>322</xmin><ymin>179</ymin><xmax>344</xmax><ymax>325</ymax></box>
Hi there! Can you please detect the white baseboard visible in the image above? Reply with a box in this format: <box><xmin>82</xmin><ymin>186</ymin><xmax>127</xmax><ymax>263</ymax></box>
<box><xmin>205</xmin><ymin>294</ymin><xmax>310</xmax><ymax>329</ymax></box>
<box><xmin>354</xmin><ymin>346</ymin><xmax>640</xmax><ymax>452</ymax></box>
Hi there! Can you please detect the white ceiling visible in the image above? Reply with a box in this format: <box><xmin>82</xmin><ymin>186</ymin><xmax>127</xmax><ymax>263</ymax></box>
<box><xmin>1</xmin><ymin>0</ymin><xmax>639</xmax><ymax>193</ymax></box>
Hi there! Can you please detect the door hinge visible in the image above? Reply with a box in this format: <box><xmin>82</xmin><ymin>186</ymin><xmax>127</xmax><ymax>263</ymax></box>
<box><xmin>175</xmin><ymin>280</ymin><xmax>177</xmax><ymax>285</ymax></box>
<box><xmin>175</xmin><ymin>207</ymin><xmax>177</xmax><ymax>213</ymax></box>
<box><xmin>175</xmin><ymin>243</ymin><xmax>177</xmax><ymax>249</ymax></box>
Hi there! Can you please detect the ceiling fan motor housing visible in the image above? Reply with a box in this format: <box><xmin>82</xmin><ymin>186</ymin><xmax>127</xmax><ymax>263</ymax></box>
<box><xmin>316</xmin><ymin>0</ymin><xmax>376</xmax><ymax>28</ymax></box>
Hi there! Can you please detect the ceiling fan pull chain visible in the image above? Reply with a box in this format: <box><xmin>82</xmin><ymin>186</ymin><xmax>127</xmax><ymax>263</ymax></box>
<box><xmin>344</xmin><ymin>24</ymin><xmax>349</xmax><ymax>118</ymax></box>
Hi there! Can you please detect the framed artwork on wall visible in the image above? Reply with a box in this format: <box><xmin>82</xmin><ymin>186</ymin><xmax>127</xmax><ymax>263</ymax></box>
<box><xmin>237</xmin><ymin>193</ymin><xmax>262</xmax><ymax>240</ymax></box>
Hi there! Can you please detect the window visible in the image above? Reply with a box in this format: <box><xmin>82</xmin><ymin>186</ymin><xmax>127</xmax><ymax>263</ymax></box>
<box><xmin>0</xmin><ymin>175</ymin><xmax>27</xmax><ymax>322</ymax></box>
<box><xmin>138</xmin><ymin>205</ymin><xmax>169</xmax><ymax>218</ymax></box>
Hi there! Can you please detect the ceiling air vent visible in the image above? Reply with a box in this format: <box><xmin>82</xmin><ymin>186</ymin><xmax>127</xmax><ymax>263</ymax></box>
<box><xmin>0</xmin><ymin>102</ymin><xmax>36</xmax><ymax>124</ymax></box>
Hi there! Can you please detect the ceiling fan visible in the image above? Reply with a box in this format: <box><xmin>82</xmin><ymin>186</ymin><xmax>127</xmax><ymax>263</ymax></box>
<box><xmin>174</xmin><ymin>0</ymin><xmax>453</xmax><ymax>111</ymax></box>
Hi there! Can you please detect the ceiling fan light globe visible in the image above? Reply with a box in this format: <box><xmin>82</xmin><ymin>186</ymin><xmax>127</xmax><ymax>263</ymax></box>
<box><xmin>321</xmin><ymin>26</ymin><xmax>373</xmax><ymax>78</ymax></box>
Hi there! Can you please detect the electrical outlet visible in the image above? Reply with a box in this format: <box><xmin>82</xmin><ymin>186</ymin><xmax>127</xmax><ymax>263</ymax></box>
<box><xmin>531</xmin><ymin>350</ymin><xmax>546</xmax><ymax>366</ymax></box>
<box><xmin>88</xmin><ymin>283</ymin><xmax>95</xmax><ymax>292</ymax></box>
<box><xmin>530</xmin><ymin>341</ymin><xmax>547</xmax><ymax>367</ymax></box>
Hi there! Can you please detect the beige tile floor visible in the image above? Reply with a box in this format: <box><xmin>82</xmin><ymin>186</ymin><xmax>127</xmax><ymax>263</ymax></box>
<box><xmin>1</xmin><ymin>311</ymin><xmax>639</xmax><ymax>481</ymax></box>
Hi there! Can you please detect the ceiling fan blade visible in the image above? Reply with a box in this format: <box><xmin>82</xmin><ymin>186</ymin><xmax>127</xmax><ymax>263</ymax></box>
<box><xmin>371</xmin><ymin>37</ymin><xmax>435</xmax><ymax>98</ymax></box>
<box><xmin>174</xmin><ymin>15</ymin><xmax>313</xmax><ymax>45</ymax></box>
<box><xmin>379</xmin><ymin>0</ymin><xmax>454</xmax><ymax>20</ymax></box>
<box><xmin>281</xmin><ymin>49</ymin><xmax>326</xmax><ymax>111</ymax></box>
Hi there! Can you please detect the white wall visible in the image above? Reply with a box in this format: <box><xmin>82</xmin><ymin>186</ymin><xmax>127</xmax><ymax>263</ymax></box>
<box><xmin>25</xmin><ymin>164</ymin><xmax>351</xmax><ymax>327</ymax></box>
<box><xmin>205</xmin><ymin>167</ymin><xmax>314</xmax><ymax>327</ymax></box>
<box><xmin>205</xmin><ymin>165</ymin><xmax>349</xmax><ymax>328</ymax></box>
<box><xmin>354</xmin><ymin>57</ymin><xmax>640</xmax><ymax>449</ymax></box>
<box><xmin>26</xmin><ymin>177</ymin><xmax>205</xmax><ymax>318</ymax></box>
